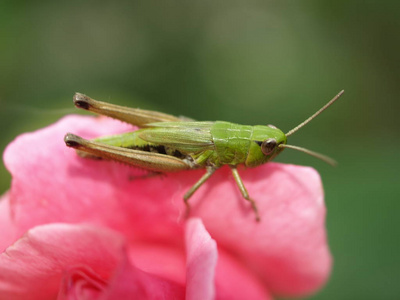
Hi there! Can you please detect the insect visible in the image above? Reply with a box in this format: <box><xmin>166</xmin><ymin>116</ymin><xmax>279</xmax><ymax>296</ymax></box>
<box><xmin>64</xmin><ymin>90</ymin><xmax>344</xmax><ymax>221</ymax></box>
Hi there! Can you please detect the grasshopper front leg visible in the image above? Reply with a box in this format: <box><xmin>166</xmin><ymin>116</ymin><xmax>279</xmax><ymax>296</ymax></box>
<box><xmin>230</xmin><ymin>166</ymin><xmax>260</xmax><ymax>222</ymax></box>
<box><xmin>183</xmin><ymin>167</ymin><xmax>216</xmax><ymax>217</ymax></box>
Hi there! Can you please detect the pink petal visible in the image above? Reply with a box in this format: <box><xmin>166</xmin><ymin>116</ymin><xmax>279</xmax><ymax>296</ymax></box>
<box><xmin>126</xmin><ymin>242</ymin><xmax>186</xmax><ymax>285</ymax></box>
<box><xmin>0</xmin><ymin>223</ymin><xmax>124</xmax><ymax>300</ymax></box>
<box><xmin>215</xmin><ymin>249</ymin><xmax>271</xmax><ymax>300</ymax></box>
<box><xmin>185</xmin><ymin>218</ymin><xmax>271</xmax><ymax>300</ymax></box>
<box><xmin>3</xmin><ymin>115</ymin><xmax>332</xmax><ymax>297</ymax></box>
<box><xmin>0</xmin><ymin>193</ymin><xmax>18</xmax><ymax>252</ymax></box>
<box><xmin>3</xmin><ymin>115</ymin><xmax>185</xmax><ymax>241</ymax></box>
<box><xmin>57</xmin><ymin>266</ymin><xmax>107</xmax><ymax>300</ymax></box>
<box><xmin>99</xmin><ymin>252</ymin><xmax>184</xmax><ymax>300</ymax></box>
<box><xmin>185</xmin><ymin>218</ymin><xmax>217</xmax><ymax>300</ymax></box>
<box><xmin>191</xmin><ymin>164</ymin><xmax>331</xmax><ymax>297</ymax></box>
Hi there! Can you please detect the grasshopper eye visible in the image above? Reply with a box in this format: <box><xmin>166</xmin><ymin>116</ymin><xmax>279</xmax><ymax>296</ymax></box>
<box><xmin>261</xmin><ymin>138</ymin><xmax>277</xmax><ymax>155</ymax></box>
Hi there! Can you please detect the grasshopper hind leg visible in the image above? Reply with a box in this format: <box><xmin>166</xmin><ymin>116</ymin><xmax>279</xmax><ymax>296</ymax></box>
<box><xmin>64</xmin><ymin>133</ymin><xmax>192</xmax><ymax>172</ymax></box>
<box><xmin>73</xmin><ymin>93</ymin><xmax>185</xmax><ymax>127</ymax></box>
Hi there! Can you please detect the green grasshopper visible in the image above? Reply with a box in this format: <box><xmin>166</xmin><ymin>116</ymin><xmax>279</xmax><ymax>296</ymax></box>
<box><xmin>64</xmin><ymin>90</ymin><xmax>344</xmax><ymax>221</ymax></box>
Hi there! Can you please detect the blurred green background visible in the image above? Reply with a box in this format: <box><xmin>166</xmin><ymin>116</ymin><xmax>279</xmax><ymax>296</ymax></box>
<box><xmin>1</xmin><ymin>1</ymin><xmax>399</xmax><ymax>299</ymax></box>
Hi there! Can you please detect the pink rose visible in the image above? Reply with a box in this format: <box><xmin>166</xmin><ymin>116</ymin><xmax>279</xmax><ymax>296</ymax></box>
<box><xmin>0</xmin><ymin>115</ymin><xmax>332</xmax><ymax>299</ymax></box>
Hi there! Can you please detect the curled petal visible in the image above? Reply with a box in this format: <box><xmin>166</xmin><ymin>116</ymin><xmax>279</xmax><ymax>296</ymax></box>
<box><xmin>58</xmin><ymin>266</ymin><xmax>107</xmax><ymax>300</ymax></box>
<box><xmin>99</xmin><ymin>252</ymin><xmax>184</xmax><ymax>300</ymax></box>
<box><xmin>185</xmin><ymin>218</ymin><xmax>217</xmax><ymax>300</ymax></box>
<box><xmin>0</xmin><ymin>223</ymin><xmax>124</xmax><ymax>300</ymax></box>
<box><xmin>185</xmin><ymin>218</ymin><xmax>271</xmax><ymax>300</ymax></box>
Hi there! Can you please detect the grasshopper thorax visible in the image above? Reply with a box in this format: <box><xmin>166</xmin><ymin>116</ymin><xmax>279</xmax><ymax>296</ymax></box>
<box><xmin>245</xmin><ymin>125</ymin><xmax>287</xmax><ymax>167</ymax></box>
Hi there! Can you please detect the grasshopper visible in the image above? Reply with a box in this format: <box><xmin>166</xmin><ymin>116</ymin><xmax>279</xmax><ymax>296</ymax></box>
<box><xmin>64</xmin><ymin>90</ymin><xmax>344</xmax><ymax>221</ymax></box>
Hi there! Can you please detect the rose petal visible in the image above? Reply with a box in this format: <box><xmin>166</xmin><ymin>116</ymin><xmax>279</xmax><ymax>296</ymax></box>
<box><xmin>0</xmin><ymin>193</ymin><xmax>18</xmax><ymax>252</ymax></box>
<box><xmin>185</xmin><ymin>218</ymin><xmax>271</xmax><ymax>300</ymax></box>
<box><xmin>99</xmin><ymin>252</ymin><xmax>184</xmax><ymax>300</ymax></box>
<box><xmin>215</xmin><ymin>249</ymin><xmax>271</xmax><ymax>300</ymax></box>
<box><xmin>0</xmin><ymin>223</ymin><xmax>124</xmax><ymax>300</ymax></box>
<box><xmin>57</xmin><ymin>266</ymin><xmax>107</xmax><ymax>300</ymax></box>
<box><xmin>4</xmin><ymin>116</ymin><xmax>187</xmax><ymax>241</ymax></box>
<box><xmin>3</xmin><ymin>115</ymin><xmax>332</xmax><ymax>297</ymax></box>
<box><xmin>185</xmin><ymin>218</ymin><xmax>217</xmax><ymax>300</ymax></box>
<box><xmin>126</xmin><ymin>242</ymin><xmax>186</xmax><ymax>285</ymax></box>
<box><xmin>192</xmin><ymin>164</ymin><xmax>331</xmax><ymax>296</ymax></box>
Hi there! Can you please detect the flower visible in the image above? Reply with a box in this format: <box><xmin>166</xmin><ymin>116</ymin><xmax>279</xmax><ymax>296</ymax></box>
<box><xmin>0</xmin><ymin>115</ymin><xmax>332</xmax><ymax>299</ymax></box>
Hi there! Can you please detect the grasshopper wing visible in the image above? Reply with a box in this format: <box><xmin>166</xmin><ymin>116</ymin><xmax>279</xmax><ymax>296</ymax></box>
<box><xmin>138</xmin><ymin>122</ymin><xmax>215</xmax><ymax>153</ymax></box>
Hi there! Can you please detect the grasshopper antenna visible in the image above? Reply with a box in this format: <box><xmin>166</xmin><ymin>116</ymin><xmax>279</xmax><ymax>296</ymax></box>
<box><xmin>286</xmin><ymin>90</ymin><xmax>344</xmax><ymax>137</ymax></box>
<box><xmin>278</xmin><ymin>144</ymin><xmax>337</xmax><ymax>166</ymax></box>
<box><xmin>281</xmin><ymin>90</ymin><xmax>344</xmax><ymax>166</ymax></box>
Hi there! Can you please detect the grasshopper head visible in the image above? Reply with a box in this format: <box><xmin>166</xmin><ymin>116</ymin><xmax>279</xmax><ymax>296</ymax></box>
<box><xmin>246</xmin><ymin>90</ymin><xmax>344</xmax><ymax>167</ymax></box>
<box><xmin>245</xmin><ymin>125</ymin><xmax>287</xmax><ymax>167</ymax></box>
